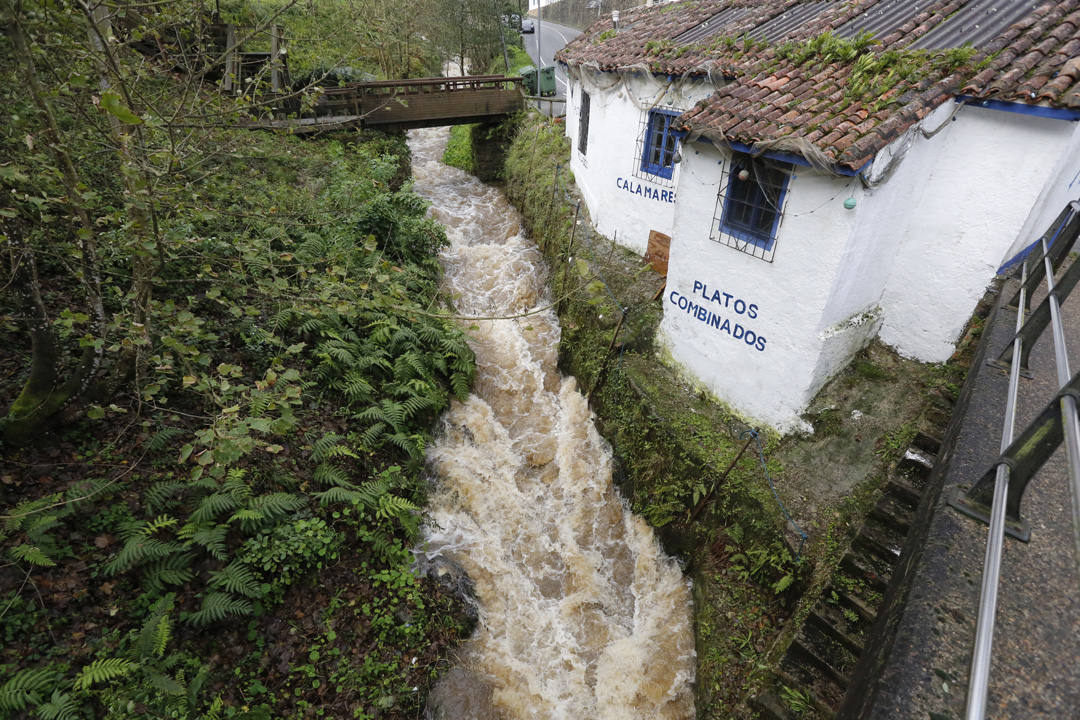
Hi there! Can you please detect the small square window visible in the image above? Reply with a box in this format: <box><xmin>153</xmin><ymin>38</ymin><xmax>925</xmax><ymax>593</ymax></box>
<box><xmin>712</xmin><ymin>154</ymin><xmax>792</xmax><ymax>261</ymax></box>
<box><xmin>639</xmin><ymin>109</ymin><xmax>681</xmax><ymax>180</ymax></box>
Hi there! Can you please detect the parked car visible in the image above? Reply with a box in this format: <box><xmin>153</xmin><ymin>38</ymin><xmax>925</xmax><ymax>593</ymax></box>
<box><xmin>521</xmin><ymin>18</ymin><xmax>535</xmax><ymax>33</ymax></box>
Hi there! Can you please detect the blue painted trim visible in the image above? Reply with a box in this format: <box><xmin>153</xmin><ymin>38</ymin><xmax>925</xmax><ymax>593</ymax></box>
<box><xmin>996</xmin><ymin>236</ymin><xmax>1044</xmax><ymax>275</ymax></box>
<box><xmin>641</xmin><ymin>109</ymin><xmax>682</xmax><ymax>180</ymax></box>
<box><xmin>996</xmin><ymin>208</ymin><xmax>1077</xmax><ymax>275</ymax></box>
<box><xmin>956</xmin><ymin>95</ymin><xmax>1080</xmax><ymax>122</ymax></box>
<box><xmin>715</xmin><ymin>139</ymin><xmax>870</xmax><ymax>177</ymax></box>
<box><xmin>718</xmin><ymin>160</ymin><xmax>790</xmax><ymax>251</ymax></box>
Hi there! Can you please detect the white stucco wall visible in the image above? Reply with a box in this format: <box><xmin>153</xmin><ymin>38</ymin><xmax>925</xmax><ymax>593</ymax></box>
<box><xmin>1001</xmin><ymin>117</ymin><xmax>1080</xmax><ymax>269</ymax></box>
<box><xmin>873</xmin><ymin>105</ymin><xmax>1077</xmax><ymax>361</ymax></box>
<box><xmin>659</xmin><ymin>141</ymin><xmax>870</xmax><ymax>431</ymax></box>
<box><xmin>564</xmin><ymin>69</ymin><xmax>715</xmax><ymax>255</ymax></box>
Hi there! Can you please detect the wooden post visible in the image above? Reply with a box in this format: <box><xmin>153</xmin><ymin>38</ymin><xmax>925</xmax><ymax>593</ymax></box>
<box><xmin>223</xmin><ymin>24</ymin><xmax>236</xmax><ymax>93</ymax></box>
<box><xmin>587</xmin><ymin>308</ymin><xmax>627</xmax><ymax>400</ymax></box>
<box><xmin>689</xmin><ymin>435</ymin><xmax>756</xmax><ymax>522</ymax></box>
<box><xmin>270</xmin><ymin>25</ymin><xmax>282</xmax><ymax>93</ymax></box>
<box><xmin>557</xmin><ymin>201</ymin><xmax>582</xmax><ymax>315</ymax></box>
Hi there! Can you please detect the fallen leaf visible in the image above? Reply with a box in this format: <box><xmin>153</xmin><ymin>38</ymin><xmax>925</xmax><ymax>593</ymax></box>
<box><xmin>94</xmin><ymin>534</ymin><xmax>112</xmax><ymax>549</ymax></box>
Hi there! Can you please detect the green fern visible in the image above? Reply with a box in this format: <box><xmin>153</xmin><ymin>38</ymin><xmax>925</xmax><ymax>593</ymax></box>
<box><xmin>34</xmin><ymin>688</ymin><xmax>80</xmax><ymax>720</ymax></box>
<box><xmin>73</xmin><ymin>658</ymin><xmax>137</xmax><ymax>691</ymax></box>
<box><xmin>180</xmin><ymin>524</ymin><xmax>229</xmax><ymax>561</ymax></box>
<box><xmin>0</xmin><ymin>667</ymin><xmax>56</xmax><ymax>710</ymax></box>
<box><xmin>11</xmin><ymin>544</ymin><xmax>57</xmax><ymax>567</ymax></box>
<box><xmin>144</xmin><ymin>479</ymin><xmax>189</xmax><ymax>512</ymax></box>
<box><xmin>313</xmin><ymin>462</ymin><xmax>350</xmax><ymax>487</ymax></box>
<box><xmin>141</xmin><ymin>515</ymin><xmax>178</xmax><ymax>536</ymax></box>
<box><xmin>136</xmin><ymin>596</ymin><xmax>174</xmax><ymax>659</ymax></box>
<box><xmin>208</xmin><ymin>561</ymin><xmax>262</xmax><ymax>598</ymax></box>
<box><xmin>142</xmin><ymin>553</ymin><xmax>195</xmax><ymax>592</ymax></box>
<box><xmin>247</xmin><ymin>492</ymin><xmax>305</xmax><ymax>520</ymax></box>
<box><xmin>146</xmin><ymin>425</ymin><xmax>185</xmax><ymax>452</ymax></box>
<box><xmin>185</xmin><ymin>592</ymin><xmax>253</xmax><ymax>626</ymax></box>
<box><xmin>189</xmin><ymin>492</ymin><xmax>241</xmax><ymax>525</ymax></box>
<box><xmin>104</xmin><ymin>537</ymin><xmax>182</xmax><ymax>575</ymax></box>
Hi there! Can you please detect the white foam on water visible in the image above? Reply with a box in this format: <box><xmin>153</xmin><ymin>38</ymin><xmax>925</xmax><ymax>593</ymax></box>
<box><xmin>410</xmin><ymin>127</ymin><xmax>695</xmax><ymax>720</ymax></box>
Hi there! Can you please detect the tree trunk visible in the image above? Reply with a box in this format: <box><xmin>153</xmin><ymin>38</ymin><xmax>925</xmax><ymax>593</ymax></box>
<box><xmin>3</xmin><ymin>6</ymin><xmax>106</xmax><ymax>445</ymax></box>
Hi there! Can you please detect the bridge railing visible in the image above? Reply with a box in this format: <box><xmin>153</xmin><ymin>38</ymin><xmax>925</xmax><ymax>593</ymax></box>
<box><xmin>304</xmin><ymin>76</ymin><xmax>524</xmax><ymax>125</ymax></box>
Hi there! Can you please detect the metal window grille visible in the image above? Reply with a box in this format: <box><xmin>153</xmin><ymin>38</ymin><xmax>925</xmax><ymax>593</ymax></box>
<box><xmin>711</xmin><ymin>154</ymin><xmax>792</xmax><ymax>262</ymax></box>
<box><xmin>632</xmin><ymin>109</ymin><xmax>680</xmax><ymax>187</ymax></box>
<box><xmin>578</xmin><ymin>90</ymin><xmax>591</xmax><ymax>157</ymax></box>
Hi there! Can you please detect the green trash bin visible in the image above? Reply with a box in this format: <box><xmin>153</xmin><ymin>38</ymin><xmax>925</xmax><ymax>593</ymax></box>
<box><xmin>519</xmin><ymin>65</ymin><xmax>538</xmax><ymax>96</ymax></box>
<box><xmin>538</xmin><ymin>65</ymin><xmax>556</xmax><ymax>97</ymax></box>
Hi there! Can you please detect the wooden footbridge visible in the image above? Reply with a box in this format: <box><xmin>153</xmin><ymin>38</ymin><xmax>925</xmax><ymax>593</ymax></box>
<box><xmin>213</xmin><ymin>23</ymin><xmax>522</xmax><ymax>134</ymax></box>
<box><xmin>248</xmin><ymin>75</ymin><xmax>525</xmax><ymax>134</ymax></box>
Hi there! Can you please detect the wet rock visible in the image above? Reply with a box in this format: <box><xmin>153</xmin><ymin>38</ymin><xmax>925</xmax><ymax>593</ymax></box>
<box><xmin>424</xmin><ymin>667</ymin><xmax>501</xmax><ymax>720</ymax></box>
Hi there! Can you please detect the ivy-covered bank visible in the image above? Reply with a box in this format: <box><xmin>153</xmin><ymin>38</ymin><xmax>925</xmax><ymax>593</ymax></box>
<box><xmin>501</xmin><ymin>113</ymin><xmax>967</xmax><ymax>717</ymax></box>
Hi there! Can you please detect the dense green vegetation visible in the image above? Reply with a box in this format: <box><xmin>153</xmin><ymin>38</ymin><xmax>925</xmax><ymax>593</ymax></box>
<box><xmin>0</xmin><ymin>1</ymin><xmax>534</xmax><ymax>717</ymax></box>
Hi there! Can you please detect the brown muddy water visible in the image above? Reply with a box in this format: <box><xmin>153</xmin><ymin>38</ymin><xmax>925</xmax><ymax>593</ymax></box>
<box><xmin>409</xmin><ymin>127</ymin><xmax>695</xmax><ymax>720</ymax></box>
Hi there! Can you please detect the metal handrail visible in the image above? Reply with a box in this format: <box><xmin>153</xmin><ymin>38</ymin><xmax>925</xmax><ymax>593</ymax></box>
<box><xmin>964</xmin><ymin>262</ymin><xmax>1026</xmax><ymax>720</ymax></box>
<box><xmin>959</xmin><ymin>204</ymin><xmax>1080</xmax><ymax>719</ymax></box>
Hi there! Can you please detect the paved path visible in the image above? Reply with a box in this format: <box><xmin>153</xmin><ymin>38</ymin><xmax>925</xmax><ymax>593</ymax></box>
<box><xmin>862</xmin><ymin>271</ymin><xmax>1080</xmax><ymax>719</ymax></box>
<box><xmin>522</xmin><ymin>19</ymin><xmax>580</xmax><ymax>114</ymax></box>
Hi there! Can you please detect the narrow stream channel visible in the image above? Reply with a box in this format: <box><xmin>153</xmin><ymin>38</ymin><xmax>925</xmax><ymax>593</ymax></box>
<box><xmin>409</xmin><ymin>127</ymin><xmax>696</xmax><ymax>720</ymax></box>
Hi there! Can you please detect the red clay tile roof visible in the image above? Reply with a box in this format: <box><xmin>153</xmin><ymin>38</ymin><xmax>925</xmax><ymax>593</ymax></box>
<box><xmin>557</xmin><ymin>0</ymin><xmax>1080</xmax><ymax>172</ymax></box>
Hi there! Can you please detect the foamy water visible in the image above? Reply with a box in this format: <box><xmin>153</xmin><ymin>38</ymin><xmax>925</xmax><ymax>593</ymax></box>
<box><xmin>410</xmin><ymin>127</ymin><xmax>695</xmax><ymax>720</ymax></box>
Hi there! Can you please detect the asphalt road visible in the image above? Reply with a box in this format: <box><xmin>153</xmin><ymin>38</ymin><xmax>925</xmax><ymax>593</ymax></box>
<box><xmin>521</xmin><ymin>19</ymin><xmax>581</xmax><ymax>99</ymax></box>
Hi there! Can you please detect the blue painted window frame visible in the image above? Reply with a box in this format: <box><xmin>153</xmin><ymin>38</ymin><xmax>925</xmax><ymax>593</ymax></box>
<box><xmin>719</xmin><ymin>156</ymin><xmax>791</xmax><ymax>251</ymax></box>
<box><xmin>640</xmin><ymin>109</ymin><xmax>682</xmax><ymax>179</ymax></box>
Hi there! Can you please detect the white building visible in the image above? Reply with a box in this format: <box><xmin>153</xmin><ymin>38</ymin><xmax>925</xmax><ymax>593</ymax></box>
<box><xmin>557</xmin><ymin>0</ymin><xmax>1080</xmax><ymax>431</ymax></box>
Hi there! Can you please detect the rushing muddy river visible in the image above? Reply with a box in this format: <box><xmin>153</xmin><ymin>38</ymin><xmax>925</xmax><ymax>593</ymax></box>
<box><xmin>410</xmin><ymin>127</ymin><xmax>695</xmax><ymax>720</ymax></box>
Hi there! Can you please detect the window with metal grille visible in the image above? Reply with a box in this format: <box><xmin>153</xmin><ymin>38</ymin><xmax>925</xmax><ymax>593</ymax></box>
<box><xmin>712</xmin><ymin>154</ymin><xmax>792</xmax><ymax>262</ymax></box>
<box><xmin>578</xmin><ymin>90</ymin><xmax>591</xmax><ymax>156</ymax></box>
<box><xmin>639</xmin><ymin>109</ymin><xmax>681</xmax><ymax>180</ymax></box>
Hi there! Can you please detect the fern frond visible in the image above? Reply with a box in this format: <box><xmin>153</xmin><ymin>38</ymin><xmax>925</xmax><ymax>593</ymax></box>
<box><xmin>208</xmin><ymin>561</ymin><xmax>262</xmax><ymax>598</ymax></box>
<box><xmin>73</xmin><ymin>658</ymin><xmax>137</xmax><ymax>691</ymax></box>
<box><xmin>450</xmin><ymin>371</ymin><xmax>471</xmax><ymax>401</ymax></box>
<box><xmin>184</xmin><ymin>592</ymin><xmax>253</xmax><ymax>626</ymax></box>
<box><xmin>248</xmin><ymin>493</ymin><xmax>305</xmax><ymax>520</ymax></box>
<box><xmin>10</xmin><ymin>544</ymin><xmax>57</xmax><ymax>567</ymax></box>
<box><xmin>312</xmin><ymin>486</ymin><xmax>363</xmax><ymax>506</ymax></box>
<box><xmin>189</xmin><ymin>493</ymin><xmax>241</xmax><ymax>525</ymax></box>
<box><xmin>34</xmin><ymin>688</ymin><xmax>80</xmax><ymax>720</ymax></box>
<box><xmin>135</xmin><ymin>594</ymin><xmax>175</xmax><ymax>659</ymax></box>
<box><xmin>0</xmin><ymin>666</ymin><xmax>56</xmax><ymax>710</ymax></box>
<box><xmin>376</xmin><ymin>494</ymin><xmax>420</xmax><ymax>521</ymax></box>
<box><xmin>358</xmin><ymin>422</ymin><xmax>387</xmax><ymax>449</ymax></box>
<box><xmin>183</xmin><ymin>525</ymin><xmax>229</xmax><ymax>561</ymax></box>
<box><xmin>147</xmin><ymin>670</ymin><xmax>185</xmax><ymax>696</ymax></box>
<box><xmin>3</xmin><ymin>494</ymin><xmax>62</xmax><ymax>533</ymax></box>
<box><xmin>24</xmin><ymin>515</ymin><xmax>61</xmax><ymax>545</ymax></box>
<box><xmin>147</xmin><ymin>426</ymin><xmax>185</xmax><ymax>452</ymax></box>
<box><xmin>145</xmin><ymin>480</ymin><xmax>189</xmax><ymax>512</ymax></box>
<box><xmin>141</xmin><ymin>515</ymin><xmax>178</xmax><ymax>536</ymax></box>
<box><xmin>104</xmin><ymin>537</ymin><xmax>182</xmax><ymax>576</ymax></box>
<box><xmin>312</xmin><ymin>463</ymin><xmax>350</xmax><ymax>487</ymax></box>
<box><xmin>143</xmin><ymin>553</ymin><xmax>195</xmax><ymax>592</ymax></box>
